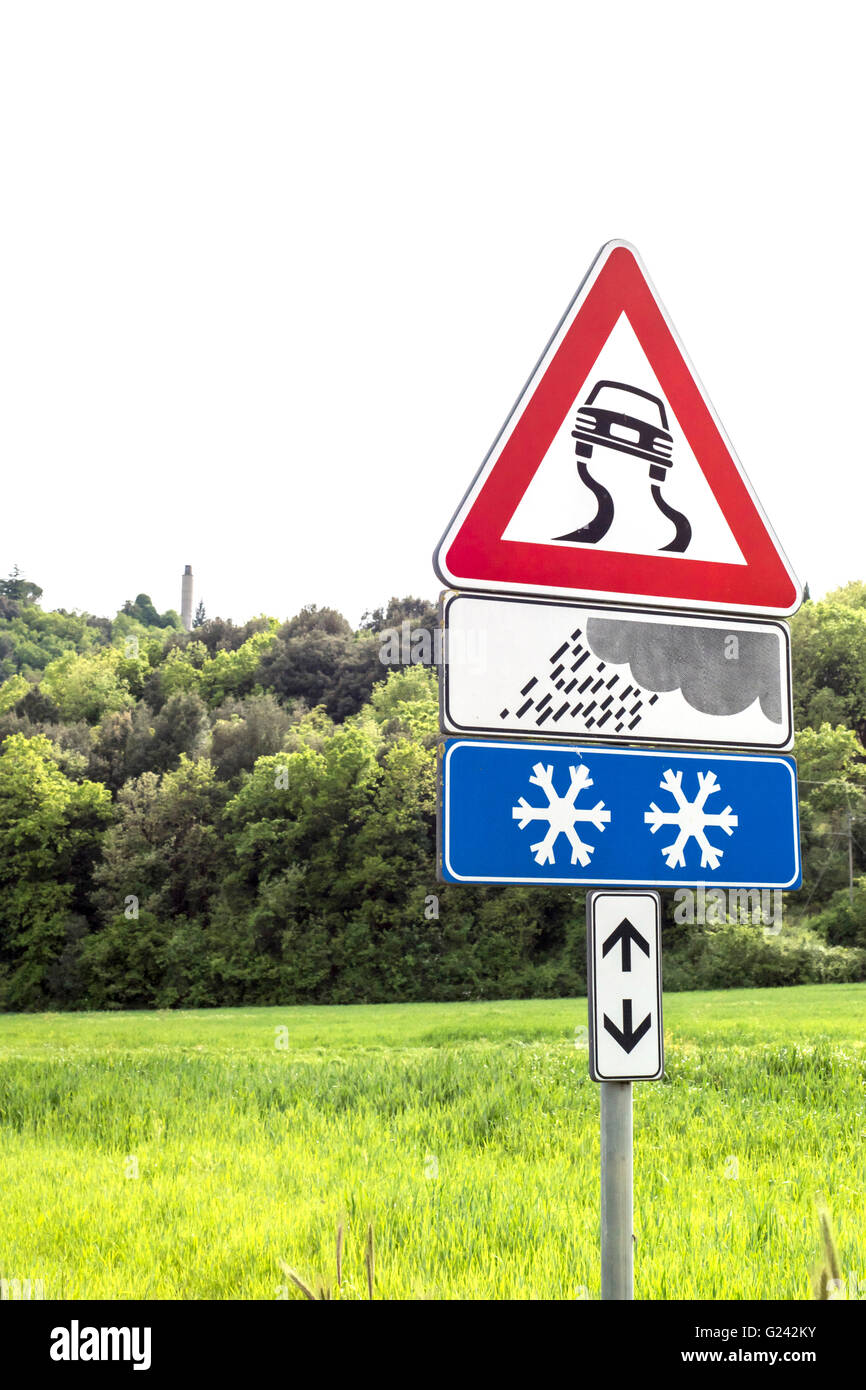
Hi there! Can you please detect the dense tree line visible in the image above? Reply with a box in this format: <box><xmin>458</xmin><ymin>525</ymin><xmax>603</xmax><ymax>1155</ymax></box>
<box><xmin>0</xmin><ymin>572</ymin><xmax>864</xmax><ymax>1011</ymax></box>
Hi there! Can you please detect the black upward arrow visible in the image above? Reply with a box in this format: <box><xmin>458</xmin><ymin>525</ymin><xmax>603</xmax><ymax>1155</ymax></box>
<box><xmin>602</xmin><ymin>917</ymin><xmax>650</xmax><ymax>973</ymax></box>
<box><xmin>603</xmin><ymin>999</ymin><xmax>652</xmax><ymax>1054</ymax></box>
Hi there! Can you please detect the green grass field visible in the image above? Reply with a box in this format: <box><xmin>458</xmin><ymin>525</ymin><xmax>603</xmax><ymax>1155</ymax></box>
<box><xmin>1</xmin><ymin>985</ymin><xmax>864</xmax><ymax>1300</ymax></box>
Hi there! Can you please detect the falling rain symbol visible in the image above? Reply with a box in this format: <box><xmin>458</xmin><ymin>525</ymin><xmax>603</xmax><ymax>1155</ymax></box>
<box><xmin>555</xmin><ymin>379</ymin><xmax>692</xmax><ymax>553</ymax></box>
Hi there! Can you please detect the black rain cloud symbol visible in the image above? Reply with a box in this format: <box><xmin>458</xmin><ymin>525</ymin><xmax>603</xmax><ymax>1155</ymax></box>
<box><xmin>584</xmin><ymin>618</ymin><xmax>782</xmax><ymax>723</ymax></box>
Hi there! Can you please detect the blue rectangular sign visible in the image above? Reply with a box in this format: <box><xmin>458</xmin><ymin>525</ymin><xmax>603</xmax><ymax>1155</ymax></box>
<box><xmin>438</xmin><ymin>739</ymin><xmax>801</xmax><ymax>889</ymax></box>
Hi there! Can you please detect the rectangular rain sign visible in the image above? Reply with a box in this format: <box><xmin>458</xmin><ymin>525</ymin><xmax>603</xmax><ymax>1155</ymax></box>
<box><xmin>440</xmin><ymin>593</ymin><xmax>793</xmax><ymax>751</ymax></box>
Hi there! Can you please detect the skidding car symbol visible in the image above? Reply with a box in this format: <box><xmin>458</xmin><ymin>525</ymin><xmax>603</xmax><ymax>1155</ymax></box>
<box><xmin>555</xmin><ymin>379</ymin><xmax>692</xmax><ymax>553</ymax></box>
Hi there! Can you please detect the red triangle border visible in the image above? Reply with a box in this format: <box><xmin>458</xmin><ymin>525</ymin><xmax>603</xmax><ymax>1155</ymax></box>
<box><xmin>435</xmin><ymin>244</ymin><xmax>800</xmax><ymax>616</ymax></box>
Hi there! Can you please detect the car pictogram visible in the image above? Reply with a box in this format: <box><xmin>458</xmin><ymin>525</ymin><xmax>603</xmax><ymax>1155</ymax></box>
<box><xmin>555</xmin><ymin>379</ymin><xmax>692</xmax><ymax>553</ymax></box>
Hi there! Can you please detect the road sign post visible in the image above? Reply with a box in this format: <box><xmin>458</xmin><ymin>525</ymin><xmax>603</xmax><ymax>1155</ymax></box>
<box><xmin>601</xmin><ymin>1081</ymin><xmax>633</xmax><ymax>1301</ymax></box>
<box><xmin>589</xmin><ymin>890</ymin><xmax>662</xmax><ymax>1300</ymax></box>
<box><xmin>431</xmin><ymin>237</ymin><xmax>804</xmax><ymax>1302</ymax></box>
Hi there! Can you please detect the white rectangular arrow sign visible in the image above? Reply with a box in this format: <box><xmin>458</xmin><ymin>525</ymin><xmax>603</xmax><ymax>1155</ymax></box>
<box><xmin>587</xmin><ymin>890</ymin><xmax>663</xmax><ymax>1082</ymax></box>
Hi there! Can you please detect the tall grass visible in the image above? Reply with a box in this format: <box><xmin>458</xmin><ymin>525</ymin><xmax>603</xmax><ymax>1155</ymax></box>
<box><xmin>0</xmin><ymin>986</ymin><xmax>863</xmax><ymax>1299</ymax></box>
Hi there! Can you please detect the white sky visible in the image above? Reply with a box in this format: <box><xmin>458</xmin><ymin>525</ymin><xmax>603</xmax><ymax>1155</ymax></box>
<box><xmin>0</xmin><ymin>2</ymin><xmax>862</xmax><ymax>627</ymax></box>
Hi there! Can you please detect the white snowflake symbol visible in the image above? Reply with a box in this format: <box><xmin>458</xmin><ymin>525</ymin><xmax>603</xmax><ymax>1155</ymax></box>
<box><xmin>512</xmin><ymin>761</ymin><xmax>611</xmax><ymax>867</ymax></box>
<box><xmin>644</xmin><ymin>768</ymin><xmax>738</xmax><ymax>870</ymax></box>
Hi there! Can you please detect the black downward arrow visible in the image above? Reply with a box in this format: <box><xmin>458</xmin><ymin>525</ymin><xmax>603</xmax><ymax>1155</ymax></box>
<box><xmin>603</xmin><ymin>999</ymin><xmax>652</xmax><ymax>1054</ymax></box>
<box><xmin>602</xmin><ymin>917</ymin><xmax>650</xmax><ymax>972</ymax></box>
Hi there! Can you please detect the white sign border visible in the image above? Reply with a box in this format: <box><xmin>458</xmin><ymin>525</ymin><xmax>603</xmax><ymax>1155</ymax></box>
<box><xmin>586</xmin><ymin>889</ymin><xmax>664</xmax><ymax>1083</ymax></box>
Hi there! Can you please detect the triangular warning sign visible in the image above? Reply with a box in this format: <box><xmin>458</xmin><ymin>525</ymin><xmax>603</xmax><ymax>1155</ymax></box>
<box><xmin>433</xmin><ymin>241</ymin><xmax>801</xmax><ymax>616</ymax></box>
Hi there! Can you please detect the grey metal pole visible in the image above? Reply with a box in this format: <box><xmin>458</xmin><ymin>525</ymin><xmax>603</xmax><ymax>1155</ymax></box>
<box><xmin>601</xmin><ymin>1080</ymin><xmax>633</xmax><ymax>1300</ymax></box>
<box><xmin>848</xmin><ymin>813</ymin><xmax>854</xmax><ymax>904</ymax></box>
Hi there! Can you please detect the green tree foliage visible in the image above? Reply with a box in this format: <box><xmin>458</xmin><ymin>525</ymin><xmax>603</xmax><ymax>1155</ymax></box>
<box><xmin>0</xmin><ymin>705</ymin><xmax>93</xmax><ymax>782</ymax></box>
<box><xmin>210</xmin><ymin>694</ymin><xmax>292</xmax><ymax>781</ymax></box>
<box><xmin>88</xmin><ymin>693</ymin><xmax>212</xmax><ymax>788</ymax></box>
<box><xmin>140</xmin><ymin>628</ymin><xmax>279</xmax><ymax>711</ymax></box>
<box><xmin>790</xmin><ymin>589</ymin><xmax>866</xmax><ymax>742</ymax></box>
<box><xmin>0</xmin><ymin>604</ymin><xmax>108</xmax><ymax>679</ymax></box>
<box><xmin>211</xmin><ymin>668</ymin><xmax>584</xmax><ymax>1003</ymax></box>
<box><xmin>360</xmin><ymin>595</ymin><xmax>439</xmax><ymax>642</ymax></box>
<box><xmin>121</xmin><ymin>593</ymin><xmax>181</xmax><ymax>629</ymax></box>
<box><xmin>0</xmin><ymin>734</ymin><xmax>111</xmax><ymax>1008</ymax></box>
<box><xmin>794</xmin><ymin>723</ymin><xmax>866</xmax><ymax>910</ymax></box>
<box><xmin>0</xmin><ymin>674</ymin><xmax>28</xmax><ymax>714</ymax></box>
<box><xmin>194</xmin><ymin>614</ymin><xmax>273</xmax><ymax>655</ymax></box>
<box><xmin>40</xmin><ymin>649</ymin><xmax>137</xmax><ymax>723</ymax></box>
<box><xmin>811</xmin><ymin>877</ymin><xmax>866</xmax><ymax>950</ymax></box>
<box><xmin>89</xmin><ymin>708</ymin><xmax>137</xmax><ymax>793</ymax></box>
<box><xmin>660</xmin><ymin>918</ymin><xmax>864</xmax><ymax>990</ymax></box>
<box><xmin>134</xmin><ymin>692</ymin><xmax>211</xmax><ymax>777</ymax></box>
<box><xmin>91</xmin><ymin>756</ymin><xmax>226</xmax><ymax>929</ymax></box>
<box><xmin>283</xmin><ymin>604</ymin><xmax>352</xmax><ymax>638</ymax></box>
<box><xmin>361</xmin><ymin>595</ymin><xmax>440</xmax><ymax>668</ymax></box>
<box><xmin>1</xmin><ymin>578</ymin><xmax>866</xmax><ymax>1011</ymax></box>
<box><xmin>83</xmin><ymin>758</ymin><xmax>228</xmax><ymax>1008</ymax></box>
<box><xmin>257</xmin><ymin>624</ymin><xmax>383</xmax><ymax>720</ymax></box>
<box><xmin>199</xmin><ymin>628</ymin><xmax>277</xmax><ymax>706</ymax></box>
<box><xmin>154</xmin><ymin>641</ymin><xmax>209</xmax><ymax>701</ymax></box>
<box><xmin>0</xmin><ymin>566</ymin><xmax>43</xmax><ymax>603</ymax></box>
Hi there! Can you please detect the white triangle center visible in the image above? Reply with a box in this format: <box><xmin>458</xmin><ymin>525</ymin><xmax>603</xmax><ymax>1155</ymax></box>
<box><xmin>501</xmin><ymin>312</ymin><xmax>746</xmax><ymax>565</ymax></box>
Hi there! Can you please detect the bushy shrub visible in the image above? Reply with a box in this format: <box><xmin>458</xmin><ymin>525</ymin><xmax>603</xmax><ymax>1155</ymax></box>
<box><xmin>810</xmin><ymin>878</ymin><xmax>866</xmax><ymax>949</ymax></box>
<box><xmin>662</xmin><ymin>920</ymin><xmax>866</xmax><ymax>992</ymax></box>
